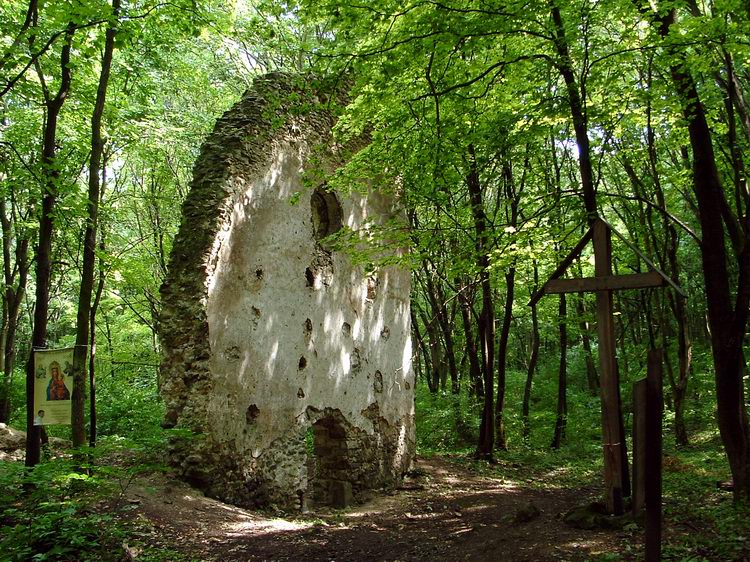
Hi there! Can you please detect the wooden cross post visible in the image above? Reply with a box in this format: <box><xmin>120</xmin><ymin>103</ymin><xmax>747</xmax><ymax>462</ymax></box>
<box><xmin>530</xmin><ymin>217</ymin><xmax>684</xmax><ymax>515</ymax></box>
<box><xmin>592</xmin><ymin>220</ymin><xmax>627</xmax><ymax>514</ymax></box>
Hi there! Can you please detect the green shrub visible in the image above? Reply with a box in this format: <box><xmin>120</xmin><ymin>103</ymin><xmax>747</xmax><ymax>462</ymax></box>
<box><xmin>0</xmin><ymin>455</ymin><xmax>126</xmax><ymax>562</ymax></box>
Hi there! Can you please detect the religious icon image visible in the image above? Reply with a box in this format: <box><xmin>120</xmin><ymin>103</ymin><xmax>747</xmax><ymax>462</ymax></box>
<box><xmin>45</xmin><ymin>361</ymin><xmax>70</xmax><ymax>401</ymax></box>
<box><xmin>34</xmin><ymin>348</ymin><xmax>75</xmax><ymax>425</ymax></box>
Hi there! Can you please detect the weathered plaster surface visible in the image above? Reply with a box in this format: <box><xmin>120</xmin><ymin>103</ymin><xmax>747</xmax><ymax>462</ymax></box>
<box><xmin>159</xmin><ymin>74</ymin><xmax>414</xmax><ymax>510</ymax></box>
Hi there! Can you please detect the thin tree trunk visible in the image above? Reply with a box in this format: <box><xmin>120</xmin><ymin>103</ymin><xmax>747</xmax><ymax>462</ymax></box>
<box><xmin>458</xmin><ymin>278</ymin><xmax>483</xmax><ymax>398</ymax></box>
<box><xmin>72</xmin><ymin>0</ymin><xmax>119</xmax><ymax>448</ymax></box>
<box><xmin>423</xmin><ymin>265</ymin><xmax>459</xmax><ymax>394</ymax></box>
<box><xmin>551</xmin><ymin>294</ymin><xmax>568</xmax><ymax>449</ymax></box>
<box><xmin>88</xmin><ymin>228</ymin><xmax>107</xmax><ymax>447</ymax></box>
<box><xmin>576</xmin><ymin>294</ymin><xmax>598</xmax><ymax>394</ymax></box>
<box><xmin>495</xmin><ymin>267</ymin><xmax>514</xmax><ymax>451</ymax></box>
<box><xmin>0</xmin><ymin>199</ymin><xmax>29</xmax><ymax>423</ymax></box>
<box><xmin>495</xmin><ymin>154</ymin><xmax>523</xmax><ymax>451</ymax></box>
<box><xmin>25</xmin><ymin>21</ymin><xmax>75</xmax><ymax>467</ymax></box>
<box><xmin>411</xmin><ymin>308</ymin><xmax>432</xmax><ymax>389</ymax></box>
<box><xmin>552</xmin><ymin>3</ymin><xmax>630</xmax><ymax>504</ymax></box>
<box><xmin>467</xmin><ymin>145</ymin><xmax>495</xmax><ymax>459</ymax></box>
<box><xmin>423</xmin><ymin>311</ymin><xmax>442</xmax><ymax>394</ymax></box>
<box><xmin>522</xmin><ymin>261</ymin><xmax>540</xmax><ymax>442</ymax></box>
<box><xmin>670</xmin><ymin>291</ymin><xmax>691</xmax><ymax>447</ymax></box>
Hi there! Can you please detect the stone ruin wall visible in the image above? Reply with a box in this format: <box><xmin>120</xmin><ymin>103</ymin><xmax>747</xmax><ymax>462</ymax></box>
<box><xmin>159</xmin><ymin>74</ymin><xmax>415</xmax><ymax>511</ymax></box>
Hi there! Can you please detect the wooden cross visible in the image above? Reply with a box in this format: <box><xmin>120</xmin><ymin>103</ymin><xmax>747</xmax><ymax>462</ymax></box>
<box><xmin>529</xmin><ymin>217</ymin><xmax>684</xmax><ymax>515</ymax></box>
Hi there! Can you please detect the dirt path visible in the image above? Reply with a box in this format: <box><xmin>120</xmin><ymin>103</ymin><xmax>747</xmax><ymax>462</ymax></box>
<box><xmin>124</xmin><ymin>455</ymin><xmax>636</xmax><ymax>561</ymax></box>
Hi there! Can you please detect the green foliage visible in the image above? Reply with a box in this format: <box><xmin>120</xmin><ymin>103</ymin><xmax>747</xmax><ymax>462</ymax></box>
<box><xmin>415</xmin><ymin>387</ymin><xmax>480</xmax><ymax>454</ymax></box>
<box><xmin>0</xmin><ymin>430</ymin><xmax>189</xmax><ymax>561</ymax></box>
<box><xmin>0</xmin><ymin>451</ymin><xmax>126</xmax><ymax>561</ymax></box>
<box><xmin>1</xmin><ymin>0</ymin><xmax>750</xmax><ymax>558</ymax></box>
<box><xmin>660</xmin><ymin>439</ymin><xmax>750</xmax><ymax>560</ymax></box>
<box><xmin>95</xmin><ymin>364</ymin><xmax>164</xmax><ymax>439</ymax></box>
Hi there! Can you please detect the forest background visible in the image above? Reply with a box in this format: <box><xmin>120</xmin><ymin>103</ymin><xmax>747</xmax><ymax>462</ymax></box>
<box><xmin>1</xmin><ymin>0</ymin><xmax>750</xmax><ymax>559</ymax></box>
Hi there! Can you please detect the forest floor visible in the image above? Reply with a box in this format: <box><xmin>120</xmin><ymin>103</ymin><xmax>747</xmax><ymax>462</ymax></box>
<box><xmin>119</xmin><ymin>455</ymin><xmax>640</xmax><ymax>562</ymax></box>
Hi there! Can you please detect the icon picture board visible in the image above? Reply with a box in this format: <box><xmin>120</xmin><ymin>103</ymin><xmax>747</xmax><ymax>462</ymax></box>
<box><xmin>33</xmin><ymin>348</ymin><xmax>75</xmax><ymax>426</ymax></box>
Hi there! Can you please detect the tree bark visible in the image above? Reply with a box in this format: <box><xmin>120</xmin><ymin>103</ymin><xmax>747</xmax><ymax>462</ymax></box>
<box><xmin>551</xmin><ymin>294</ymin><xmax>568</xmax><ymax>449</ymax></box>
<box><xmin>89</xmin><ymin>222</ymin><xmax>107</xmax><ymax>447</ymax></box>
<box><xmin>552</xmin><ymin>3</ymin><xmax>629</xmax><ymax>507</ymax></box>
<box><xmin>522</xmin><ymin>261</ymin><xmax>540</xmax><ymax>442</ymax></box>
<box><xmin>656</xmin><ymin>6</ymin><xmax>750</xmax><ymax>502</ymax></box>
<box><xmin>467</xmin><ymin>145</ymin><xmax>495</xmax><ymax>459</ymax></box>
<box><xmin>25</xmin><ymin>21</ymin><xmax>75</xmax><ymax>468</ymax></box>
<box><xmin>0</xmin><ymin>198</ymin><xmax>30</xmax><ymax>423</ymax></box>
<box><xmin>458</xmin><ymin>278</ymin><xmax>483</xmax><ymax>398</ymax></box>
<box><xmin>72</xmin><ymin>0</ymin><xmax>120</xmax><ymax>448</ymax></box>
<box><xmin>411</xmin><ymin>308</ymin><xmax>432</xmax><ymax>389</ymax></box>
<box><xmin>576</xmin><ymin>294</ymin><xmax>598</xmax><ymax>394</ymax></box>
<box><xmin>495</xmin><ymin>267</ymin><xmax>514</xmax><ymax>451</ymax></box>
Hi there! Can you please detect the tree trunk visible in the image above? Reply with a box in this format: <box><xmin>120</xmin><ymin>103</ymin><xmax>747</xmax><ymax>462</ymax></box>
<box><xmin>458</xmin><ymin>279</ymin><xmax>483</xmax><ymax>398</ymax></box>
<box><xmin>467</xmin><ymin>145</ymin><xmax>495</xmax><ymax>459</ymax></box>
<box><xmin>644</xmin><ymin>71</ymin><xmax>693</xmax><ymax>446</ymax></box>
<box><xmin>0</xmin><ymin>198</ymin><xmax>30</xmax><ymax>423</ymax></box>
<box><xmin>89</xmin><ymin>234</ymin><xmax>107</xmax><ymax>447</ymax></box>
<box><xmin>522</xmin><ymin>262</ymin><xmax>540</xmax><ymax>442</ymax></box>
<box><xmin>71</xmin><ymin>0</ymin><xmax>119</xmax><ymax>448</ymax></box>
<box><xmin>495</xmin><ymin>154</ymin><xmax>523</xmax><ymax>451</ymax></box>
<box><xmin>423</xmin><ymin>311</ymin><xmax>441</xmax><ymax>394</ymax></box>
<box><xmin>552</xmin><ymin>3</ymin><xmax>630</xmax><ymax>507</ymax></box>
<box><xmin>657</xmin><ymin>6</ymin><xmax>750</xmax><ymax>502</ymax></box>
<box><xmin>25</xmin><ymin>21</ymin><xmax>75</xmax><ymax>468</ymax></box>
<box><xmin>551</xmin><ymin>294</ymin><xmax>568</xmax><ymax>449</ymax></box>
<box><xmin>575</xmin><ymin>294</ymin><xmax>598</xmax><ymax>394</ymax></box>
<box><xmin>670</xmin><ymin>291</ymin><xmax>691</xmax><ymax>447</ymax></box>
<box><xmin>423</xmin><ymin>265</ymin><xmax>459</xmax><ymax>394</ymax></box>
<box><xmin>495</xmin><ymin>267</ymin><xmax>514</xmax><ymax>451</ymax></box>
<box><xmin>411</xmin><ymin>307</ymin><xmax>432</xmax><ymax>388</ymax></box>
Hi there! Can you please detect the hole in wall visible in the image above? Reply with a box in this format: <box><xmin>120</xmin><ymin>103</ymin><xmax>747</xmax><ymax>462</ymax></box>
<box><xmin>311</xmin><ymin>186</ymin><xmax>343</xmax><ymax>241</ymax></box>
<box><xmin>246</xmin><ymin>404</ymin><xmax>260</xmax><ymax>424</ymax></box>
<box><xmin>255</xmin><ymin>268</ymin><xmax>264</xmax><ymax>280</ymax></box>
<box><xmin>373</xmin><ymin>371</ymin><xmax>383</xmax><ymax>393</ymax></box>
<box><xmin>342</xmin><ymin>322</ymin><xmax>351</xmax><ymax>337</ymax></box>
<box><xmin>305</xmin><ymin>267</ymin><xmax>314</xmax><ymax>287</ymax></box>
<box><xmin>298</xmin><ymin>388</ymin><xmax>305</xmax><ymax>399</ymax></box>
<box><xmin>351</xmin><ymin>348</ymin><xmax>362</xmax><ymax>373</ymax></box>
<box><xmin>299</xmin><ymin>356</ymin><xmax>307</xmax><ymax>370</ymax></box>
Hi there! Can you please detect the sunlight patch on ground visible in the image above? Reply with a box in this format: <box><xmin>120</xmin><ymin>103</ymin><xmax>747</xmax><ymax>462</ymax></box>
<box><xmin>439</xmin><ymin>483</ymin><xmax>521</xmax><ymax>500</ymax></box>
<box><xmin>543</xmin><ymin>467</ymin><xmax>572</xmax><ymax>478</ymax></box>
<box><xmin>559</xmin><ymin>535</ymin><xmax>617</xmax><ymax>554</ymax></box>
<box><xmin>222</xmin><ymin>517</ymin><xmax>313</xmax><ymax>537</ymax></box>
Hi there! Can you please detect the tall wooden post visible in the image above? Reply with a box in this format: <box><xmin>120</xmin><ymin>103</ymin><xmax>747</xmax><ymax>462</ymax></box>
<box><xmin>593</xmin><ymin>220</ymin><xmax>628</xmax><ymax>514</ymax></box>
<box><xmin>530</xmin><ymin>218</ymin><xmax>680</xmax><ymax>515</ymax></box>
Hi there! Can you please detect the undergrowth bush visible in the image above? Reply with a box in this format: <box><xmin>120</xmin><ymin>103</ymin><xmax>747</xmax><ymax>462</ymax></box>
<box><xmin>0</xmin><ymin>431</ymin><xmax>184</xmax><ymax>562</ymax></box>
<box><xmin>0</xmin><ymin>450</ymin><xmax>127</xmax><ymax>561</ymax></box>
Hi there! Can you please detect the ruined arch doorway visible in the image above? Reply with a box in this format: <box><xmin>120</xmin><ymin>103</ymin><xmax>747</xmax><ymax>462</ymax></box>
<box><xmin>306</xmin><ymin>415</ymin><xmax>353</xmax><ymax>508</ymax></box>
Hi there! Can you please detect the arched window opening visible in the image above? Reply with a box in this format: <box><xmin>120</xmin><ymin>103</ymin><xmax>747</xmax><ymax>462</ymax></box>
<box><xmin>311</xmin><ymin>187</ymin><xmax>343</xmax><ymax>241</ymax></box>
